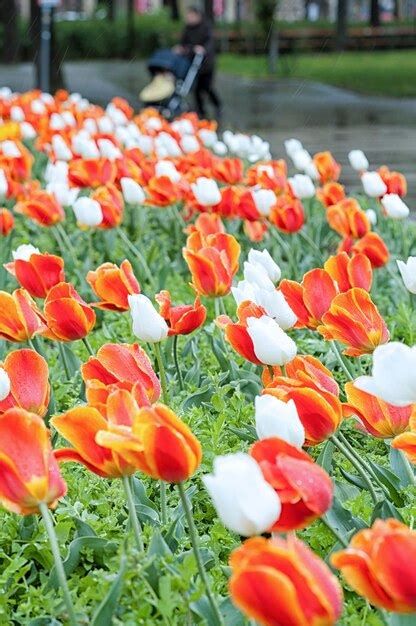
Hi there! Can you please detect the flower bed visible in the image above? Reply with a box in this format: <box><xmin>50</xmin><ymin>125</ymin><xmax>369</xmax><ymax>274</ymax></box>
<box><xmin>0</xmin><ymin>87</ymin><xmax>415</xmax><ymax>626</ymax></box>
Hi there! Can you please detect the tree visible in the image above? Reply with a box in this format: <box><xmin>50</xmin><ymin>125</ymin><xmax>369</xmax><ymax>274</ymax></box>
<box><xmin>255</xmin><ymin>0</ymin><xmax>279</xmax><ymax>73</ymax></box>
<box><xmin>0</xmin><ymin>0</ymin><xmax>19</xmax><ymax>63</ymax></box>
<box><xmin>336</xmin><ymin>0</ymin><xmax>348</xmax><ymax>51</ymax></box>
<box><xmin>370</xmin><ymin>0</ymin><xmax>380</xmax><ymax>26</ymax></box>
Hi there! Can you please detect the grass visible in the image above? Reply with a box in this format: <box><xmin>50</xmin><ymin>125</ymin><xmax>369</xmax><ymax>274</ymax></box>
<box><xmin>218</xmin><ymin>50</ymin><xmax>416</xmax><ymax>97</ymax></box>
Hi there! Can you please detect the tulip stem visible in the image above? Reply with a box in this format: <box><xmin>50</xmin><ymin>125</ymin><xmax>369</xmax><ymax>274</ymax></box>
<box><xmin>39</xmin><ymin>502</ymin><xmax>78</xmax><ymax>626</ymax></box>
<box><xmin>81</xmin><ymin>336</ymin><xmax>95</xmax><ymax>357</ymax></box>
<box><xmin>330</xmin><ymin>342</ymin><xmax>354</xmax><ymax>381</ymax></box>
<box><xmin>330</xmin><ymin>435</ymin><xmax>379</xmax><ymax>505</ymax></box>
<box><xmin>153</xmin><ymin>342</ymin><xmax>169</xmax><ymax>525</ymax></box>
<box><xmin>122</xmin><ymin>476</ymin><xmax>144</xmax><ymax>551</ymax></box>
<box><xmin>298</xmin><ymin>229</ymin><xmax>324</xmax><ymax>263</ymax></box>
<box><xmin>117</xmin><ymin>227</ymin><xmax>155</xmax><ymax>289</ymax></box>
<box><xmin>177</xmin><ymin>482</ymin><xmax>224</xmax><ymax>626</ymax></box>
<box><xmin>58</xmin><ymin>342</ymin><xmax>71</xmax><ymax>380</ymax></box>
<box><xmin>173</xmin><ymin>335</ymin><xmax>184</xmax><ymax>391</ymax></box>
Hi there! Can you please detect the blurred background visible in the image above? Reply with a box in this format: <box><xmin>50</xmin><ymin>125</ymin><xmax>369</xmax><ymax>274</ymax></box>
<box><xmin>1</xmin><ymin>0</ymin><xmax>415</xmax><ymax>189</ymax></box>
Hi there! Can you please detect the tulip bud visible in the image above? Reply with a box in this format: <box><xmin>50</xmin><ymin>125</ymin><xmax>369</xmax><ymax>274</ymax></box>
<box><xmin>0</xmin><ymin>367</ymin><xmax>11</xmax><ymax>401</ymax></box>
<box><xmin>199</xmin><ymin>129</ymin><xmax>218</xmax><ymax>148</ymax></box>
<box><xmin>155</xmin><ymin>160</ymin><xmax>181</xmax><ymax>182</ymax></box>
<box><xmin>366</xmin><ymin>208</ymin><xmax>377</xmax><ymax>225</ymax></box>
<box><xmin>97</xmin><ymin>138</ymin><xmax>122</xmax><ymax>160</ymax></box>
<box><xmin>52</xmin><ymin>135</ymin><xmax>72</xmax><ymax>161</ymax></box>
<box><xmin>72</xmin><ymin>197</ymin><xmax>103</xmax><ymax>228</ymax></box>
<box><xmin>381</xmin><ymin>193</ymin><xmax>410</xmax><ymax>219</ymax></box>
<box><xmin>191</xmin><ymin>177</ymin><xmax>221</xmax><ymax>206</ymax></box>
<box><xmin>1</xmin><ymin>141</ymin><xmax>20</xmax><ymax>157</ymax></box>
<box><xmin>284</xmin><ymin>138</ymin><xmax>303</xmax><ymax>159</ymax></box>
<box><xmin>247</xmin><ymin>249</ymin><xmax>281</xmax><ymax>283</ymax></box>
<box><xmin>255</xmin><ymin>395</ymin><xmax>305</xmax><ymax>447</ymax></box>
<box><xmin>348</xmin><ymin>149</ymin><xmax>369</xmax><ymax>172</ymax></box>
<box><xmin>246</xmin><ymin>315</ymin><xmax>297</xmax><ymax>365</ymax></box>
<box><xmin>243</xmin><ymin>261</ymin><xmax>275</xmax><ymax>290</ymax></box>
<box><xmin>12</xmin><ymin>244</ymin><xmax>40</xmax><ymax>262</ymax></box>
<box><xmin>213</xmin><ymin>141</ymin><xmax>227</xmax><ymax>156</ymax></box>
<box><xmin>251</xmin><ymin>188</ymin><xmax>276</xmax><ymax>217</ymax></box>
<box><xmin>361</xmin><ymin>171</ymin><xmax>387</xmax><ymax>197</ymax></box>
<box><xmin>180</xmin><ymin>135</ymin><xmax>200</xmax><ymax>153</ymax></box>
<box><xmin>203</xmin><ymin>452</ymin><xmax>281</xmax><ymax>536</ymax></box>
<box><xmin>120</xmin><ymin>177</ymin><xmax>146</xmax><ymax>204</ymax></box>
<box><xmin>11</xmin><ymin>105</ymin><xmax>25</xmax><ymax>122</ymax></box>
<box><xmin>47</xmin><ymin>181</ymin><xmax>79</xmax><ymax>207</ymax></box>
<box><xmin>128</xmin><ymin>294</ymin><xmax>169</xmax><ymax>343</ymax></box>
<box><xmin>288</xmin><ymin>174</ymin><xmax>315</xmax><ymax>199</ymax></box>
<box><xmin>397</xmin><ymin>257</ymin><xmax>416</xmax><ymax>295</ymax></box>
<box><xmin>292</xmin><ymin>149</ymin><xmax>312</xmax><ymax>172</ymax></box>
<box><xmin>0</xmin><ymin>169</ymin><xmax>9</xmax><ymax>199</ymax></box>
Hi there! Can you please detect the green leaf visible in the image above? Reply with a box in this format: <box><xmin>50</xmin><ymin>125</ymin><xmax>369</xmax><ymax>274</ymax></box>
<box><xmin>227</xmin><ymin>424</ymin><xmax>257</xmax><ymax>443</ymax></box>
<box><xmin>371</xmin><ymin>500</ymin><xmax>404</xmax><ymax>524</ymax></box>
<box><xmin>191</xmin><ymin>596</ymin><xmax>223</xmax><ymax>626</ymax></box>
<box><xmin>182</xmin><ymin>385</ymin><xmax>213</xmax><ymax>411</ymax></box>
<box><xmin>339</xmin><ymin>468</ymin><xmax>370</xmax><ymax>491</ymax></box>
<box><xmin>323</xmin><ymin>496</ymin><xmax>367</xmax><ymax>538</ymax></box>
<box><xmin>316</xmin><ymin>440</ymin><xmax>334</xmax><ymax>472</ymax></box>
<box><xmin>388</xmin><ymin>614</ymin><xmax>416</xmax><ymax>626</ymax></box>
<box><xmin>389</xmin><ymin>446</ymin><xmax>415</xmax><ymax>487</ymax></box>
<box><xmin>91</xmin><ymin>554</ymin><xmax>127</xmax><ymax>626</ymax></box>
<box><xmin>28</xmin><ymin>619</ymin><xmax>62</xmax><ymax>626</ymax></box>
<box><xmin>61</xmin><ymin>343</ymin><xmax>82</xmax><ymax>378</ymax></box>
<box><xmin>368</xmin><ymin>460</ymin><xmax>405</xmax><ymax>507</ymax></box>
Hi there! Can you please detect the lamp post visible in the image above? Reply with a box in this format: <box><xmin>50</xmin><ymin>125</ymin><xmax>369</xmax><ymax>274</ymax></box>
<box><xmin>38</xmin><ymin>0</ymin><xmax>59</xmax><ymax>93</ymax></box>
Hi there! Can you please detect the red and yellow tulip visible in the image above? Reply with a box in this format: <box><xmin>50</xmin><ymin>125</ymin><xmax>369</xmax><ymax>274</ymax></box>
<box><xmin>87</xmin><ymin>260</ymin><xmax>140</xmax><ymax>311</ymax></box>
<box><xmin>43</xmin><ymin>282</ymin><xmax>96</xmax><ymax>341</ymax></box>
<box><xmin>5</xmin><ymin>251</ymin><xmax>65</xmax><ymax>299</ymax></box>
<box><xmin>0</xmin><ymin>349</ymin><xmax>50</xmax><ymax>416</ymax></box>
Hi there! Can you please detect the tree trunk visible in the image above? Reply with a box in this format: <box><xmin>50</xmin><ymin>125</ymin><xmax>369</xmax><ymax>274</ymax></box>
<box><xmin>1</xmin><ymin>0</ymin><xmax>20</xmax><ymax>63</ymax></box>
<box><xmin>336</xmin><ymin>0</ymin><xmax>348</xmax><ymax>51</ymax></box>
<box><xmin>370</xmin><ymin>0</ymin><xmax>380</xmax><ymax>27</ymax></box>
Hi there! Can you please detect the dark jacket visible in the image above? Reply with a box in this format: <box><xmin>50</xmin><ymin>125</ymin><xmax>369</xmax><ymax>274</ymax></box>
<box><xmin>180</xmin><ymin>20</ymin><xmax>215</xmax><ymax>74</ymax></box>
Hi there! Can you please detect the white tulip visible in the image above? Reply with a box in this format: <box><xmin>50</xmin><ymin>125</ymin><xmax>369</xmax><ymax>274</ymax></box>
<box><xmin>0</xmin><ymin>368</ymin><xmax>11</xmax><ymax>401</ymax></box>
<box><xmin>136</xmin><ymin>135</ymin><xmax>153</xmax><ymax>155</ymax></box>
<box><xmin>199</xmin><ymin>129</ymin><xmax>218</xmax><ymax>148</ymax></box>
<box><xmin>203</xmin><ymin>452</ymin><xmax>281</xmax><ymax>536</ymax></box>
<box><xmin>191</xmin><ymin>177</ymin><xmax>221</xmax><ymax>206</ymax></box>
<box><xmin>366</xmin><ymin>209</ymin><xmax>377</xmax><ymax>225</ymax></box>
<box><xmin>120</xmin><ymin>178</ymin><xmax>146</xmax><ymax>204</ymax></box>
<box><xmin>180</xmin><ymin>135</ymin><xmax>200</xmax><ymax>153</ymax></box>
<box><xmin>284</xmin><ymin>138</ymin><xmax>303</xmax><ymax>159</ymax></box>
<box><xmin>145</xmin><ymin>116</ymin><xmax>162</xmax><ymax>131</ymax></box>
<box><xmin>304</xmin><ymin>161</ymin><xmax>320</xmax><ymax>180</ymax></box>
<box><xmin>348</xmin><ymin>149</ymin><xmax>369</xmax><ymax>172</ymax></box>
<box><xmin>213</xmin><ymin>141</ymin><xmax>227</xmax><ymax>156</ymax></box>
<box><xmin>155</xmin><ymin>160</ymin><xmax>181</xmax><ymax>182</ymax></box>
<box><xmin>257</xmin><ymin>289</ymin><xmax>297</xmax><ymax>330</ymax></box>
<box><xmin>106</xmin><ymin>103</ymin><xmax>128</xmax><ymax>126</ymax></box>
<box><xmin>252</xmin><ymin>188</ymin><xmax>276</xmax><ymax>217</ymax></box>
<box><xmin>1</xmin><ymin>141</ymin><xmax>21</xmax><ymax>157</ymax></box>
<box><xmin>44</xmin><ymin>160</ymin><xmax>68</xmax><ymax>184</ymax></box>
<box><xmin>288</xmin><ymin>174</ymin><xmax>315</xmax><ymax>199</ymax></box>
<box><xmin>83</xmin><ymin>118</ymin><xmax>98</xmax><ymax>134</ymax></box>
<box><xmin>246</xmin><ymin>315</ymin><xmax>297</xmax><ymax>366</ymax></box>
<box><xmin>354</xmin><ymin>342</ymin><xmax>416</xmax><ymax>407</ymax></box>
<box><xmin>97</xmin><ymin>138</ymin><xmax>122</xmax><ymax>160</ymax></box>
<box><xmin>171</xmin><ymin>119</ymin><xmax>194</xmax><ymax>136</ymax></box>
<box><xmin>72</xmin><ymin>134</ymin><xmax>99</xmax><ymax>159</ymax></box>
<box><xmin>97</xmin><ymin>116</ymin><xmax>114</xmax><ymax>134</ymax></box>
<box><xmin>47</xmin><ymin>181</ymin><xmax>79</xmax><ymax>206</ymax></box>
<box><xmin>50</xmin><ymin>113</ymin><xmax>65</xmax><ymax>131</ymax></box>
<box><xmin>361</xmin><ymin>171</ymin><xmax>387</xmax><ymax>197</ymax></box>
<box><xmin>128</xmin><ymin>294</ymin><xmax>169</xmax><ymax>343</ymax></box>
<box><xmin>255</xmin><ymin>395</ymin><xmax>305</xmax><ymax>448</ymax></box>
<box><xmin>52</xmin><ymin>135</ymin><xmax>72</xmax><ymax>161</ymax></box>
<box><xmin>397</xmin><ymin>257</ymin><xmax>416</xmax><ymax>295</ymax></box>
<box><xmin>381</xmin><ymin>194</ymin><xmax>410</xmax><ymax>220</ymax></box>
<box><xmin>12</xmin><ymin>244</ymin><xmax>40</xmax><ymax>261</ymax></box>
<box><xmin>247</xmin><ymin>249</ymin><xmax>281</xmax><ymax>283</ymax></box>
<box><xmin>243</xmin><ymin>262</ymin><xmax>275</xmax><ymax>290</ymax></box>
<box><xmin>72</xmin><ymin>197</ymin><xmax>103</xmax><ymax>228</ymax></box>
<box><xmin>61</xmin><ymin>111</ymin><xmax>76</xmax><ymax>127</ymax></box>
<box><xmin>155</xmin><ymin>132</ymin><xmax>182</xmax><ymax>157</ymax></box>
<box><xmin>21</xmin><ymin>122</ymin><xmax>36</xmax><ymax>139</ymax></box>
<box><xmin>0</xmin><ymin>169</ymin><xmax>8</xmax><ymax>199</ymax></box>
<box><xmin>292</xmin><ymin>149</ymin><xmax>312</xmax><ymax>172</ymax></box>
<box><xmin>10</xmin><ymin>106</ymin><xmax>25</xmax><ymax>122</ymax></box>
<box><xmin>30</xmin><ymin>99</ymin><xmax>46</xmax><ymax>114</ymax></box>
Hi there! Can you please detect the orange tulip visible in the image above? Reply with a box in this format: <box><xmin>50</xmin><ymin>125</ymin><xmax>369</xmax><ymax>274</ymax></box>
<box><xmin>87</xmin><ymin>260</ymin><xmax>140</xmax><ymax>311</ymax></box>
<box><xmin>68</xmin><ymin>157</ymin><xmax>117</xmax><ymax>188</ymax></box>
<box><xmin>324</xmin><ymin>252</ymin><xmax>372</xmax><ymax>292</ymax></box>
<box><xmin>238</xmin><ymin>189</ymin><xmax>263</xmax><ymax>222</ymax></box>
<box><xmin>269</xmin><ymin>195</ymin><xmax>304</xmax><ymax>233</ymax></box>
<box><xmin>5</xmin><ymin>251</ymin><xmax>65</xmax><ymax>299</ymax></box>
<box><xmin>332</xmin><ymin>519</ymin><xmax>416</xmax><ymax>613</ymax></box>
<box><xmin>0</xmin><ymin>140</ymin><xmax>33</xmax><ymax>181</ymax></box>
<box><xmin>318</xmin><ymin>288</ymin><xmax>389</xmax><ymax>357</ymax></box>
<box><xmin>15</xmin><ymin>190</ymin><xmax>65</xmax><ymax>227</ymax></box>
<box><xmin>251</xmin><ymin>437</ymin><xmax>333</xmax><ymax>531</ymax></box>
<box><xmin>43</xmin><ymin>282</ymin><xmax>96</xmax><ymax>341</ymax></box>
<box><xmin>280</xmin><ymin>268</ymin><xmax>338</xmax><ymax>329</ymax></box>
<box><xmin>216</xmin><ymin>301</ymin><xmax>265</xmax><ymax>364</ymax></box>
<box><xmin>212</xmin><ymin>157</ymin><xmax>243</xmax><ymax>184</ymax></box>
<box><xmin>186</xmin><ymin>212</ymin><xmax>226</xmax><ymax>237</ymax></box>
<box><xmin>145</xmin><ymin>175</ymin><xmax>181</xmax><ymax>206</ymax></box>
<box><xmin>245</xmin><ymin>160</ymin><xmax>288</xmax><ymax>191</ymax></box>
<box><xmin>230</xmin><ymin>535</ymin><xmax>343</xmax><ymax>626</ymax></box>
<box><xmin>343</xmin><ymin>381</ymin><xmax>413</xmax><ymax>438</ymax></box>
<box><xmin>244</xmin><ymin>219</ymin><xmax>268</xmax><ymax>242</ymax></box>
<box><xmin>0</xmin><ymin>349</ymin><xmax>50</xmax><ymax>417</ymax></box>
<box><xmin>0</xmin><ymin>208</ymin><xmax>14</xmax><ymax>236</ymax></box>
<box><xmin>183</xmin><ymin>231</ymin><xmax>240</xmax><ymax>297</ymax></box>
<box><xmin>0</xmin><ymin>288</ymin><xmax>45</xmax><ymax>342</ymax></box>
<box><xmin>327</xmin><ymin>198</ymin><xmax>371</xmax><ymax>239</ymax></box>
<box><xmin>263</xmin><ymin>355</ymin><xmax>342</xmax><ymax>445</ymax></box>
<box><xmin>313</xmin><ymin>151</ymin><xmax>341</xmax><ymax>183</ymax></box>
<box><xmin>0</xmin><ymin>408</ymin><xmax>66</xmax><ymax>515</ymax></box>
<box><xmin>212</xmin><ymin>186</ymin><xmax>241</xmax><ymax>219</ymax></box>
<box><xmin>316</xmin><ymin>181</ymin><xmax>345</xmax><ymax>208</ymax></box>
<box><xmin>378</xmin><ymin>166</ymin><xmax>407</xmax><ymax>197</ymax></box>
<box><xmin>155</xmin><ymin>290</ymin><xmax>206</xmax><ymax>336</ymax></box>
<box><xmin>82</xmin><ymin>342</ymin><xmax>160</xmax><ymax>406</ymax></box>
<box><xmin>96</xmin><ymin>402</ymin><xmax>202</xmax><ymax>482</ymax></box>
<box><xmin>91</xmin><ymin>183</ymin><xmax>124</xmax><ymax>229</ymax></box>
<box><xmin>351</xmin><ymin>232</ymin><xmax>390</xmax><ymax>268</ymax></box>
<box><xmin>392</xmin><ymin>412</ymin><xmax>416</xmax><ymax>464</ymax></box>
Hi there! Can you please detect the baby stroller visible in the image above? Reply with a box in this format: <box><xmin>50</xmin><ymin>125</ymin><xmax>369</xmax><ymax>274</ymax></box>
<box><xmin>139</xmin><ymin>48</ymin><xmax>205</xmax><ymax>119</ymax></box>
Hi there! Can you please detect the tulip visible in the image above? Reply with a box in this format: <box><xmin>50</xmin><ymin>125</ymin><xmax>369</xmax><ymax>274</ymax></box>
<box><xmin>187</xmin><ymin>212</ymin><xmax>225</xmax><ymax>237</ymax></box>
<box><xmin>332</xmin><ymin>519</ymin><xmax>416</xmax><ymax>613</ymax></box>
<box><xmin>251</xmin><ymin>437</ymin><xmax>333</xmax><ymax>531</ymax></box>
<box><xmin>91</xmin><ymin>183</ymin><xmax>124</xmax><ymax>229</ymax></box>
<box><xmin>263</xmin><ymin>355</ymin><xmax>342</xmax><ymax>446</ymax></box>
<box><xmin>246</xmin><ymin>315</ymin><xmax>297</xmax><ymax>366</ymax></box>
<box><xmin>120</xmin><ymin>177</ymin><xmax>146</xmax><ymax>204</ymax></box>
<box><xmin>397</xmin><ymin>257</ymin><xmax>416</xmax><ymax>294</ymax></box>
<box><xmin>327</xmin><ymin>198</ymin><xmax>371</xmax><ymax>239</ymax></box>
<box><xmin>15</xmin><ymin>190</ymin><xmax>65</xmax><ymax>227</ymax></box>
<box><xmin>183</xmin><ymin>231</ymin><xmax>240</xmax><ymax>297</ymax></box>
<box><xmin>0</xmin><ymin>288</ymin><xmax>45</xmax><ymax>342</ymax></box>
<box><xmin>366</xmin><ymin>208</ymin><xmax>377</xmax><ymax>225</ymax></box>
<box><xmin>392</xmin><ymin>412</ymin><xmax>416</xmax><ymax>464</ymax></box>
<box><xmin>247</xmin><ymin>248</ymin><xmax>281</xmax><ymax>283</ymax></box>
<box><xmin>51</xmin><ymin>135</ymin><xmax>72</xmax><ymax>161</ymax></box>
<box><xmin>72</xmin><ymin>196</ymin><xmax>103</xmax><ymax>228</ymax></box>
<box><xmin>0</xmin><ymin>169</ymin><xmax>9</xmax><ymax>199</ymax></box>
<box><xmin>0</xmin><ymin>207</ymin><xmax>14</xmax><ymax>236</ymax></box>
<box><xmin>313</xmin><ymin>151</ymin><xmax>341</xmax><ymax>183</ymax></box>
<box><xmin>288</xmin><ymin>174</ymin><xmax>315</xmax><ymax>199</ymax></box>
<box><xmin>254</xmin><ymin>395</ymin><xmax>305</xmax><ymax>447</ymax></box>
<box><xmin>232</xmin><ymin>280</ymin><xmax>297</xmax><ymax>330</ymax></box>
<box><xmin>316</xmin><ymin>181</ymin><xmax>345</xmax><ymax>208</ymax></box>
<box><xmin>68</xmin><ymin>157</ymin><xmax>117</xmax><ymax>188</ymax></box>
<box><xmin>381</xmin><ymin>193</ymin><xmax>410</xmax><ymax>219</ymax></box>
<box><xmin>354</xmin><ymin>342</ymin><xmax>416</xmax><ymax>407</ymax></box>
<box><xmin>43</xmin><ymin>282</ymin><xmax>96</xmax><ymax>341</ymax></box>
<box><xmin>87</xmin><ymin>260</ymin><xmax>140</xmax><ymax>311</ymax></box>
<box><xmin>343</xmin><ymin>381</ymin><xmax>413</xmax><ymax>438</ymax></box>
<box><xmin>318</xmin><ymin>288</ymin><xmax>389</xmax><ymax>357</ymax></box>
<box><xmin>243</xmin><ymin>261</ymin><xmax>275</xmax><ymax>290</ymax></box>
<box><xmin>212</xmin><ymin>157</ymin><xmax>243</xmax><ymax>184</ymax></box>
<box><xmin>292</xmin><ymin>148</ymin><xmax>312</xmax><ymax>172</ymax></box>
<box><xmin>378</xmin><ymin>165</ymin><xmax>407</xmax><ymax>196</ymax></box>
<box><xmin>269</xmin><ymin>195</ymin><xmax>304</xmax><ymax>233</ymax></box>
<box><xmin>348</xmin><ymin>149</ymin><xmax>369</xmax><ymax>172</ymax></box>
<box><xmin>0</xmin><ymin>407</ymin><xmax>66</xmax><ymax>515</ymax></box>
<box><xmin>146</xmin><ymin>175</ymin><xmax>181</xmax><ymax>206</ymax></box>
<box><xmin>361</xmin><ymin>171</ymin><xmax>387</xmax><ymax>197</ymax></box>
<box><xmin>251</xmin><ymin>188</ymin><xmax>276</xmax><ymax>217</ymax></box>
<box><xmin>4</xmin><ymin>246</ymin><xmax>65</xmax><ymax>299</ymax></box>
<box><xmin>96</xmin><ymin>403</ymin><xmax>202</xmax><ymax>482</ymax></box>
<box><xmin>0</xmin><ymin>349</ymin><xmax>50</xmax><ymax>417</ymax></box>
<box><xmin>128</xmin><ymin>294</ymin><xmax>169</xmax><ymax>343</ymax></box>
<box><xmin>47</xmin><ymin>181</ymin><xmax>79</xmax><ymax>207</ymax></box>
<box><xmin>351</xmin><ymin>232</ymin><xmax>389</xmax><ymax>268</ymax></box>
<box><xmin>324</xmin><ymin>252</ymin><xmax>372</xmax><ymax>292</ymax></box>
<box><xmin>217</xmin><ymin>301</ymin><xmax>269</xmax><ymax>364</ymax></box>
<box><xmin>155</xmin><ymin>160</ymin><xmax>181</xmax><ymax>182</ymax></box>
<box><xmin>191</xmin><ymin>177</ymin><xmax>221</xmax><ymax>206</ymax></box>
<box><xmin>230</xmin><ymin>535</ymin><xmax>343</xmax><ymax>626</ymax></box>
<box><xmin>155</xmin><ymin>290</ymin><xmax>206</xmax><ymax>336</ymax></box>
<box><xmin>202</xmin><ymin>452</ymin><xmax>281</xmax><ymax>536</ymax></box>
<box><xmin>280</xmin><ymin>268</ymin><xmax>338</xmax><ymax>329</ymax></box>
<box><xmin>284</xmin><ymin>138</ymin><xmax>303</xmax><ymax>158</ymax></box>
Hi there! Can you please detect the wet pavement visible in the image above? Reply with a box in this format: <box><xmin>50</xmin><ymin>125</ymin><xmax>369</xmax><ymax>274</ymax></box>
<box><xmin>1</xmin><ymin>60</ymin><xmax>415</xmax><ymax>201</ymax></box>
